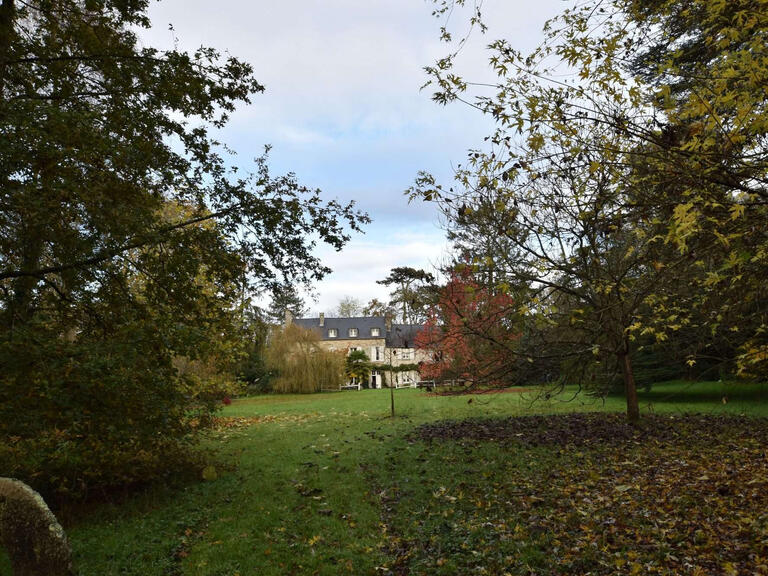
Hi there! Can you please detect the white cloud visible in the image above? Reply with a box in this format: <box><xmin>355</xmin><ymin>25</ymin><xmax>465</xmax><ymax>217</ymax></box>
<box><xmin>277</xmin><ymin>126</ymin><xmax>335</xmax><ymax>146</ymax></box>
<box><xmin>305</xmin><ymin>226</ymin><xmax>451</xmax><ymax>314</ymax></box>
<box><xmin>137</xmin><ymin>0</ymin><xmax>567</xmax><ymax>313</ymax></box>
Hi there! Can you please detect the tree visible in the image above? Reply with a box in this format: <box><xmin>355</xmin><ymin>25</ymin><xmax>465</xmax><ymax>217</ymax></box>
<box><xmin>264</xmin><ymin>324</ymin><xmax>344</xmax><ymax>393</ymax></box>
<box><xmin>345</xmin><ymin>349</ymin><xmax>372</xmax><ymax>387</ymax></box>
<box><xmin>235</xmin><ymin>302</ymin><xmax>272</xmax><ymax>393</ymax></box>
<box><xmin>376</xmin><ymin>267</ymin><xmax>436</xmax><ymax>324</ymax></box>
<box><xmin>415</xmin><ymin>0</ymin><xmax>768</xmax><ymax>419</ymax></box>
<box><xmin>414</xmin><ymin>265</ymin><xmax>519</xmax><ymax>388</ymax></box>
<box><xmin>267</xmin><ymin>283</ymin><xmax>308</xmax><ymax>325</ymax></box>
<box><xmin>333</xmin><ymin>295</ymin><xmax>363</xmax><ymax>318</ymax></box>
<box><xmin>0</xmin><ymin>0</ymin><xmax>367</xmax><ymax>494</ymax></box>
<box><xmin>362</xmin><ymin>298</ymin><xmax>396</xmax><ymax>319</ymax></box>
<box><xmin>620</xmin><ymin>0</ymin><xmax>768</xmax><ymax>379</ymax></box>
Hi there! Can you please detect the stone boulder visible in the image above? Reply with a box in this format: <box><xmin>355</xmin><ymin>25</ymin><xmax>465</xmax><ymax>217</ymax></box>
<box><xmin>0</xmin><ymin>478</ymin><xmax>74</xmax><ymax>576</ymax></box>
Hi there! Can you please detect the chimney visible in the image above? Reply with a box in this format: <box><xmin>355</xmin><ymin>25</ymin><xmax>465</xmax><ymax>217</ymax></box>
<box><xmin>319</xmin><ymin>313</ymin><xmax>325</xmax><ymax>326</ymax></box>
<box><xmin>284</xmin><ymin>309</ymin><xmax>293</xmax><ymax>327</ymax></box>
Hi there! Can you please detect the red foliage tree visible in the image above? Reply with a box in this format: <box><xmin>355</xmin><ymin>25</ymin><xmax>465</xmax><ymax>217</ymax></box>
<box><xmin>415</xmin><ymin>267</ymin><xmax>519</xmax><ymax>388</ymax></box>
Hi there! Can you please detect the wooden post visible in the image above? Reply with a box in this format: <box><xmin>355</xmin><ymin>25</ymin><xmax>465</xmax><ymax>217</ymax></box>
<box><xmin>389</xmin><ymin>348</ymin><xmax>395</xmax><ymax>417</ymax></box>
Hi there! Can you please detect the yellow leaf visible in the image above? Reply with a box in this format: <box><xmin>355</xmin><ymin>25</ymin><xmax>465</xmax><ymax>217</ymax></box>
<box><xmin>308</xmin><ymin>534</ymin><xmax>322</xmax><ymax>546</ymax></box>
<box><xmin>201</xmin><ymin>465</ymin><xmax>218</xmax><ymax>481</ymax></box>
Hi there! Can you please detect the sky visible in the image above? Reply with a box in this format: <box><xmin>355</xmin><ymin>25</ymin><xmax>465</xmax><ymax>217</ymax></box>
<box><xmin>138</xmin><ymin>0</ymin><xmax>566</xmax><ymax>315</ymax></box>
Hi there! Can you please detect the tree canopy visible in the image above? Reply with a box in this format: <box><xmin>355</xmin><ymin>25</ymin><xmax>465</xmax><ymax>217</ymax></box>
<box><xmin>345</xmin><ymin>349</ymin><xmax>372</xmax><ymax>387</ymax></box>
<box><xmin>413</xmin><ymin>0</ymin><xmax>768</xmax><ymax>420</ymax></box>
<box><xmin>0</xmin><ymin>0</ymin><xmax>367</xmax><ymax>494</ymax></box>
<box><xmin>376</xmin><ymin>266</ymin><xmax>437</xmax><ymax>324</ymax></box>
<box><xmin>333</xmin><ymin>295</ymin><xmax>364</xmax><ymax>318</ymax></box>
<box><xmin>363</xmin><ymin>297</ymin><xmax>397</xmax><ymax>319</ymax></box>
<box><xmin>415</xmin><ymin>265</ymin><xmax>519</xmax><ymax>388</ymax></box>
<box><xmin>267</xmin><ymin>283</ymin><xmax>308</xmax><ymax>325</ymax></box>
<box><xmin>265</xmin><ymin>324</ymin><xmax>344</xmax><ymax>393</ymax></box>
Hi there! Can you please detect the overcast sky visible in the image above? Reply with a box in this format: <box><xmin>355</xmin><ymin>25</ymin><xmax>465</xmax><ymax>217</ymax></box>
<box><xmin>139</xmin><ymin>0</ymin><xmax>566</xmax><ymax>315</ymax></box>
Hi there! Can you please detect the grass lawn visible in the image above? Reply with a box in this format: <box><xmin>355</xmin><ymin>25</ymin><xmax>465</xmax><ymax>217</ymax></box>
<box><xmin>2</xmin><ymin>380</ymin><xmax>767</xmax><ymax>575</ymax></box>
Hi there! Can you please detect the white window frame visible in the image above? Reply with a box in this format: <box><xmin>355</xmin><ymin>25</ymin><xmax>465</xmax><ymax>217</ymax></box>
<box><xmin>348</xmin><ymin>327</ymin><xmax>358</xmax><ymax>337</ymax></box>
<box><xmin>370</xmin><ymin>327</ymin><xmax>380</xmax><ymax>337</ymax></box>
<box><xmin>328</xmin><ymin>328</ymin><xmax>338</xmax><ymax>338</ymax></box>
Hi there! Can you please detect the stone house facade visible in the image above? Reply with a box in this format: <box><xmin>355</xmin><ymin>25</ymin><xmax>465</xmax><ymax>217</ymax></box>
<box><xmin>290</xmin><ymin>313</ymin><xmax>429</xmax><ymax>389</ymax></box>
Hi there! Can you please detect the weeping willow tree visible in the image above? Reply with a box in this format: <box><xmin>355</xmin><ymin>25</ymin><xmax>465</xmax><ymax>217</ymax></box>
<box><xmin>265</xmin><ymin>324</ymin><xmax>345</xmax><ymax>393</ymax></box>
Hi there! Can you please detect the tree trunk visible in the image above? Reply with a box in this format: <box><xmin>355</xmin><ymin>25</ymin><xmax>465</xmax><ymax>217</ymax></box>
<box><xmin>618</xmin><ymin>338</ymin><xmax>640</xmax><ymax>424</ymax></box>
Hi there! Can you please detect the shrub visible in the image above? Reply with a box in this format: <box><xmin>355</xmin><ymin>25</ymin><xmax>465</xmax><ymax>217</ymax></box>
<box><xmin>0</xmin><ymin>322</ymin><xmax>219</xmax><ymax>499</ymax></box>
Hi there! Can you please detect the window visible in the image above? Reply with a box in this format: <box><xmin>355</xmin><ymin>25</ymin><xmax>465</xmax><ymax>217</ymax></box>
<box><xmin>348</xmin><ymin>328</ymin><xmax>358</xmax><ymax>337</ymax></box>
<box><xmin>328</xmin><ymin>328</ymin><xmax>338</xmax><ymax>338</ymax></box>
<box><xmin>394</xmin><ymin>349</ymin><xmax>412</xmax><ymax>360</ymax></box>
<box><xmin>370</xmin><ymin>327</ymin><xmax>380</xmax><ymax>337</ymax></box>
<box><xmin>372</xmin><ymin>346</ymin><xmax>382</xmax><ymax>361</ymax></box>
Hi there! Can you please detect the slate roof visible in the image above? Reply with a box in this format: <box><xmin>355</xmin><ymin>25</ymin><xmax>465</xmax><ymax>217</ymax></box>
<box><xmin>294</xmin><ymin>316</ymin><xmax>386</xmax><ymax>341</ymax></box>
<box><xmin>292</xmin><ymin>316</ymin><xmax>425</xmax><ymax>347</ymax></box>
<box><xmin>386</xmin><ymin>324</ymin><xmax>423</xmax><ymax>349</ymax></box>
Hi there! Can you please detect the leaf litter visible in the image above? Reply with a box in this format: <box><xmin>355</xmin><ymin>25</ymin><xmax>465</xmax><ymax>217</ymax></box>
<box><xmin>379</xmin><ymin>413</ymin><xmax>768</xmax><ymax>575</ymax></box>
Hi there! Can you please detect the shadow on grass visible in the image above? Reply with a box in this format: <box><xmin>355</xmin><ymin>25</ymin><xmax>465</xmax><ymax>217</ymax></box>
<box><xmin>632</xmin><ymin>380</ymin><xmax>768</xmax><ymax>406</ymax></box>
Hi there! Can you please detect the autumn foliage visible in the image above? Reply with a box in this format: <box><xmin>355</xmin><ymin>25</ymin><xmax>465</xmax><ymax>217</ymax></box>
<box><xmin>415</xmin><ymin>267</ymin><xmax>518</xmax><ymax>387</ymax></box>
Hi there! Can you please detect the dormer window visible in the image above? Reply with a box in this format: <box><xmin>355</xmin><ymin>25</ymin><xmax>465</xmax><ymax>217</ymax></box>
<box><xmin>348</xmin><ymin>328</ymin><xmax>358</xmax><ymax>337</ymax></box>
<box><xmin>371</xmin><ymin>327</ymin><xmax>380</xmax><ymax>337</ymax></box>
<box><xmin>328</xmin><ymin>328</ymin><xmax>338</xmax><ymax>338</ymax></box>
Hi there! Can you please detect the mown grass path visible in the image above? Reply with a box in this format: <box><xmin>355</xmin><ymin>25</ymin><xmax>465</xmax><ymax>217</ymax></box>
<box><xmin>1</xmin><ymin>381</ymin><xmax>767</xmax><ymax>575</ymax></box>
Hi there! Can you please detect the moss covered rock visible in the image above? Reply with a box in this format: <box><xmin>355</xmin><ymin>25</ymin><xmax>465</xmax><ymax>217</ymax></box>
<box><xmin>0</xmin><ymin>478</ymin><xmax>74</xmax><ymax>576</ymax></box>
